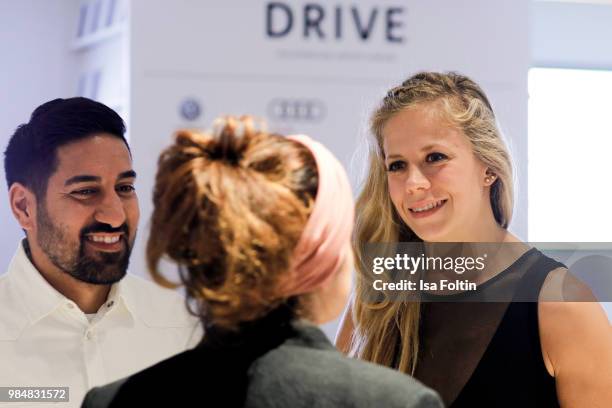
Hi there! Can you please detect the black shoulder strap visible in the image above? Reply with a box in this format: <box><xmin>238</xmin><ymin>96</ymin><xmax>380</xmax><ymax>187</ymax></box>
<box><xmin>513</xmin><ymin>249</ymin><xmax>566</xmax><ymax>302</ymax></box>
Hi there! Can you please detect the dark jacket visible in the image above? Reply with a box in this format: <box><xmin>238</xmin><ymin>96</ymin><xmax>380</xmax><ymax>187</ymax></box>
<box><xmin>81</xmin><ymin>318</ymin><xmax>442</xmax><ymax>408</ymax></box>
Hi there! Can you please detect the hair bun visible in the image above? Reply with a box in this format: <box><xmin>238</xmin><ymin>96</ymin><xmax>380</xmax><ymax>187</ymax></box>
<box><xmin>148</xmin><ymin>115</ymin><xmax>319</xmax><ymax>330</ymax></box>
<box><xmin>206</xmin><ymin>116</ymin><xmax>266</xmax><ymax>165</ymax></box>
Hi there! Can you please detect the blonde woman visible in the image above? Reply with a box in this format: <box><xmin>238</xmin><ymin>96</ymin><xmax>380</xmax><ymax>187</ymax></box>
<box><xmin>337</xmin><ymin>72</ymin><xmax>612</xmax><ymax>407</ymax></box>
<box><xmin>82</xmin><ymin>116</ymin><xmax>443</xmax><ymax>407</ymax></box>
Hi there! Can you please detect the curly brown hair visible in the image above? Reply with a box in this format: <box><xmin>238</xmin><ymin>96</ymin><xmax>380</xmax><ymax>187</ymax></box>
<box><xmin>146</xmin><ymin>116</ymin><xmax>318</xmax><ymax>330</ymax></box>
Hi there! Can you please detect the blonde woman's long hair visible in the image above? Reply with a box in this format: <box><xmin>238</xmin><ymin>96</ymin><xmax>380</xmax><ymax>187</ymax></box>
<box><xmin>350</xmin><ymin>72</ymin><xmax>514</xmax><ymax>374</ymax></box>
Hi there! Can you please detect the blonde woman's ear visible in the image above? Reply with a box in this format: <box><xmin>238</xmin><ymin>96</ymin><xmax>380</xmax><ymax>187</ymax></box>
<box><xmin>484</xmin><ymin>170</ymin><xmax>497</xmax><ymax>185</ymax></box>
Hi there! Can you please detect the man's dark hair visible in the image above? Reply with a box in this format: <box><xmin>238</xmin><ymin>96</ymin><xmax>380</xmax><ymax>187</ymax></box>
<box><xmin>4</xmin><ymin>97</ymin><xmax>129</xmax><ymax>199</ymax></box>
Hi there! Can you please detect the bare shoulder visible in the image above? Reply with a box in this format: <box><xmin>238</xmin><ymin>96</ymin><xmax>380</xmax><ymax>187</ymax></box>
<box><xmin>538</xmin><ymin>269</ymin><xmax>610</xmax><ymax>357</ymax></box>
<box><xmin>538</xmin><ymin>267</ymin><xmax>610</xmax><ymax>358</ymax></box>
<box><xmin>537</xmin><ymin>267</ymin><xmax>612</xmax><ymax>405</ymax></box>
<box><xmin>539</xmin><ymin>266</ymin><xmax>597</xmax><ymax>302</ymax></box>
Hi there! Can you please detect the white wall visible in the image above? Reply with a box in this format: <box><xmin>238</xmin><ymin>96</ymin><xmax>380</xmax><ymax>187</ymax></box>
<box><xmin>530</xmin><ymin>0</ymin><xmax>612</xmax><ymax>321</ymax></box>
<box><xmin>1</xmin><ymin>0</ymin><xmax>606</xmax><ymax>334</ymax></box>
<box><xmin>531</xmin><ymin>1</ymin><xmax>612</xmax><ymax>68</ymax></box>
<box><xmin>0</xmin><ymin>0</ymin><xmax>79</xmax><ymax>274</ymax></box>
<box><xmin>127</xmin><ymin>0</ymin><xmax>530</xmax><ymax>337</ymax></box>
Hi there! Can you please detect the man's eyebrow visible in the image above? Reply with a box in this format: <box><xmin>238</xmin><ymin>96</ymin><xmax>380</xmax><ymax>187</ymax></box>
<box><xmin>64</xmin><ymin>171</ymin><xmax>136</xmax><ymax>186</ymax></box>
<box><xmin>117</xmin><ymin>170</ymin><xmax>137</xmax><ymax>180</ymax></box>
<box><xmin>64</xmin><ymin>175</ymin><xmax>101</xmax><ymax>186</ymax></box>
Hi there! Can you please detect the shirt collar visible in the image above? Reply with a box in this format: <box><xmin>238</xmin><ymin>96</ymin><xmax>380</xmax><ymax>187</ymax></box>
<box><xmin>105</xmin><ymin>274</ymin><xmax>137</xmax><ymax>318</ymax></box>
<box><xmin>7</xmin><ymin>240</ymin><xmax>135</xmax><ymax>324</ymax></box>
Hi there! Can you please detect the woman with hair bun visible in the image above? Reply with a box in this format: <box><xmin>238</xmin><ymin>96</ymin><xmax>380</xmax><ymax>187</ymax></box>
<box><xmin>337</xmin><ymin>72</ymin><xmax>612</xmax><ymax>407</ymax></box>
<box><xmin>81</xmin><ymin>116</ymin><xmax>443</xmax><ymax>408</ymax></box>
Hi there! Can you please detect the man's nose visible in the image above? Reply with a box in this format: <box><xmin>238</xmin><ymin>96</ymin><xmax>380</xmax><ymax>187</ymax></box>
<box><xmin>94</xmin><ymin>192</ymin><xmax>126</xmax><ymax>228</ymax></box>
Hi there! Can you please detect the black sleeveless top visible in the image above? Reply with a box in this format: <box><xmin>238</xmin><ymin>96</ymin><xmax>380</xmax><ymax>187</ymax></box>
<box><xmin>414</xmin><ymin>248</ymin><xmax>564</xmax><ymax>407</ymax></box>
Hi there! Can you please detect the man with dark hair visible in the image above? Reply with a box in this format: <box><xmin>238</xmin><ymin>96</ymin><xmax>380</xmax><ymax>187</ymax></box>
<box><xmin>0</xmin><ymin>98</ymin><xmax>200</xmax><ymax>408</ymax></box>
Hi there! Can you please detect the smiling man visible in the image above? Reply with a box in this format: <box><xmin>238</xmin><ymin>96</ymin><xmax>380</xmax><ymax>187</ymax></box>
<box><xmin>0</xmin><ymin>98</ymin><xmax>200</xmax><ymax>407</ymax></box>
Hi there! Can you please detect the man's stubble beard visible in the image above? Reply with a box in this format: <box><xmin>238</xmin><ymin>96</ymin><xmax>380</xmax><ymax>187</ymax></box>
<box><xmin>35</xmin><ymin>202</ymin><xmax>134</xmax><ymax>285</ymax></box>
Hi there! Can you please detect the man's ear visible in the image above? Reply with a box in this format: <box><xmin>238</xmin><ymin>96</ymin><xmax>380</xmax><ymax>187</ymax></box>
<box><xmin>9</xmin><ymin>183</ymin><xmax>37</xmax><ymax>231</ymax></box>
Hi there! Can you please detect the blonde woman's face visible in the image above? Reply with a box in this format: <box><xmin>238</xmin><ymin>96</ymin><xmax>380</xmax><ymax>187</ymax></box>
<box><xmin>382</xmin><ymin>104</ymin><xmax>491</xmax><ymax>242</ymax></box>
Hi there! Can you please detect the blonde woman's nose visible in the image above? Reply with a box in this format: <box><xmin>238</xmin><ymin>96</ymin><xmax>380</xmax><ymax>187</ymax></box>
<box><xmin>404</xmin><ymin>165</ymin><xmax>431</xmax><ymax>194</ymax></box>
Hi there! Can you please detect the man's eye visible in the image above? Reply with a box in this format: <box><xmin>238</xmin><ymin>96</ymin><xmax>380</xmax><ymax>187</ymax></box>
<box><xmin>425</xmin><ymin>152</ymin><xmax>448</xmax><ymax>163</ymax></box>
<box><xmin>72</xmin><ymin>189</ymin><xmax>98</xmax><ymax>196</ymax></box>
<box><xmin>117</xmin><ymin>185</ymin><xmax>136</xmax><ymax>194</ymax></box>
<box><xmin>387</xmin><ymin>160</ymin><xmax>406</xmax><ymax>172</ymax></box>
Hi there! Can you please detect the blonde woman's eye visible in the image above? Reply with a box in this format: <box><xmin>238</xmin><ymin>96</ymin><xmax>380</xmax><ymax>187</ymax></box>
<box><xmin>426</xmin><ymin>152</ymin><xmax>447</xmax><ymax>163</ymax></box>
<box><xmin>387</xmin><ymin>160</ymin><xmax>406</xmax><ymax>172</ymax></box>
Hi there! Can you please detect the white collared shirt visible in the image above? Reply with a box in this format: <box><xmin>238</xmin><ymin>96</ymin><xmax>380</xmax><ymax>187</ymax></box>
<box><xmin>0</xmin><ymin>242</ymin><xmax>202</xmax><ymax>407</ymax></box>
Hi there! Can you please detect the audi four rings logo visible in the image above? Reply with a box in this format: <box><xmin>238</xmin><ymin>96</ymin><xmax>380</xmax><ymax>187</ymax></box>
<box><xmin>268</xmin><ymin>98</ymin><xmax>326</xmax><ymax>122</ymax></box>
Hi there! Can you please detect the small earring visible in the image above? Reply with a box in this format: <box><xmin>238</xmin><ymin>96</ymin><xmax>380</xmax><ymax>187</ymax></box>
<box><xmin>485</xmin><ymin>175</ymin><xmax>496</xmax><ymax>184</ymax></box>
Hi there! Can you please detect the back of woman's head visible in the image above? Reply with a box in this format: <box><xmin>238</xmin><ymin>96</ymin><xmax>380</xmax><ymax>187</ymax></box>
<box><xmin>146</xmin><ymin>116</ymin><xmax>318</xmax><ymax>330</ymax></box>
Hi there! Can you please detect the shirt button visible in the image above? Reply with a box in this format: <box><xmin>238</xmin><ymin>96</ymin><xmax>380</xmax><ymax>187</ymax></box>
<box><xmin>107</xmin><ymin>300</ymin><xmax>114</xmax><ymax>308</ymax></box>
<box><xmin>85</xmin><ymin>330</ymin><xmax>94</xmax><ymax>340</ymax></box>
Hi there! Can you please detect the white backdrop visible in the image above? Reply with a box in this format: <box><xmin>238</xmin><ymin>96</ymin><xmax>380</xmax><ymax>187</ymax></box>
<box><xmin>0</xmin><ymin>2</ymin><xmax>530</xmax><ymax>337</ymax></box>
<box><xmin>126</xmin><ymin>0</ymin><xmax>530</xmax><ymax>336</ymax></box>
<box><xmin>0</xmin><ymin>0</ymin><xmax>78</xmax><ymax>273</ymax></box>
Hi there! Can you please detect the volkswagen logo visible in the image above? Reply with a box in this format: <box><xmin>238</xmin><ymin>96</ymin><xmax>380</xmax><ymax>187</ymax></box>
<box><xmin>267</xmin><ymin>98</ymin><xmax>326</xmax><ymax>122</ymax></box>
<box><xmin>179</xmin><ymin>98</ymin><xmax>202</xmax><ymax>121</ymax></box>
